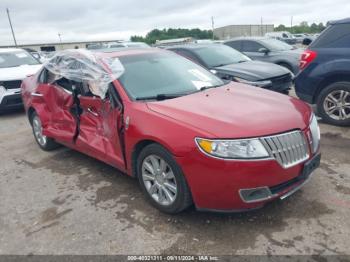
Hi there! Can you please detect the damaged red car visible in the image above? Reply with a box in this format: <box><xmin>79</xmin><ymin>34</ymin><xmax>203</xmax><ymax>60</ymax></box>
<box><xmin>21</xmin><ymin>49</ymin><xmax>321</xmax><ymax>214</ymax></box>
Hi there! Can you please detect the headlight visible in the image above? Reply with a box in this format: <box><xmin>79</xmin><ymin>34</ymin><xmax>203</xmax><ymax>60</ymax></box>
<box><xmin>234</xmin><ymin>77</ymin><xmax>272</xmax><ymax>87</ymax></box>
<box><xmin>309</xmin><ymin>113</ymin><xmax>320</xmax><ymax>153</ymax></box>
<box><xmin>196</xmin><ymin>138</ymin><xmax>270</xmax><ymax>159</ymax></box>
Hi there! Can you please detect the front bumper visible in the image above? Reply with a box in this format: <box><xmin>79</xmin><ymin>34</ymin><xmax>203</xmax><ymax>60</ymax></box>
<box><xmin>176</xmin><ymin>148</ymin><xmax>320</xmax><ymax>212</ymax></box>
<box><xmin>0</xmin><ymin>88</ymin><xmax>23</xmax><ymax>111</ymax></box>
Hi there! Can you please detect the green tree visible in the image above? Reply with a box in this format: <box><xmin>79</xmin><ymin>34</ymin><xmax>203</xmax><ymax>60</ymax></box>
<box><xmin>130</xmin><ymin>28</ymin><xmax>214</xmax><ymax>44</ymax></box>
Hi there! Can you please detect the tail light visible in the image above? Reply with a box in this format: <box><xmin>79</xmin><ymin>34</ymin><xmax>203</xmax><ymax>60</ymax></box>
<box><xmin>300</xmin><ymin>50</ymin><xmax>317</xmax><ymax>70</ymax></box>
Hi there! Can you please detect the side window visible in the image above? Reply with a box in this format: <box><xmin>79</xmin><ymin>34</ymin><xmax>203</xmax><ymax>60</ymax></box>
<box><xmin>282</xmin><ymin>33</ymin><xmax>288</xmax><ymax>38</ymax></box>
<box><xmin>312</xmin><ymin>24</ymin><xmax>350</xmax><ymax>48</ymax></box>
<box><xmin>241</xmin><ymin>41</ymin><xmax>264</xmax><ymax>52</ymax></box>
<box><xmin>225</xmin><ymin>41</ymin><xmax>242</xmax><ymax>51</ymax></box>
<box><xmin>38</xmin><ymin>68</ymin><xmax>57</xmax><ymax>84</ymax></box>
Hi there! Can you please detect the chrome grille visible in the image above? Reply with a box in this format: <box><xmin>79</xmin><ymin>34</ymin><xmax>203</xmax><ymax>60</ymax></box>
<box><xmin>260</xmin><ymin>130</ymin><xmax>309</xmax><ymax>169</ymax></box>
<box><xmin>0</xmin><ymin>80</ymin><xmax>22</xmax><ymax>90</ymax></box>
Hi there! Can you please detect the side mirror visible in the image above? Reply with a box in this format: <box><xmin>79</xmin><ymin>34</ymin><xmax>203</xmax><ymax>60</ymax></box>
<box><xmin>258</xmin><ymin>48</ymin><xmax>269</xmax><ymax>55</ymax></box>
<box><xmin>302</xmin><ymin>38</ymin><xmax>312</xmax><ymax>46</ymax></box>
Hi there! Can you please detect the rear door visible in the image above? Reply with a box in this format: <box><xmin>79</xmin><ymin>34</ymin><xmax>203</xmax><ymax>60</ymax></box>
<box><xmin>76</xmin><ymin>83</ymin><xmax>125</xmax><ymax>169</ymax></box>
<box><xmin>32</xmin><ymin>69</ymin><xmax>77</xmax><ymax>143</ymax></box>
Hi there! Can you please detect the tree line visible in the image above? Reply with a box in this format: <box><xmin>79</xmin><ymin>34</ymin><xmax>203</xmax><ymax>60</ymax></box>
<box><xmin>131</xmin><ymin>22</ymin><xmax>328</xmax><ymax>44</ymax></box>
<box><xmin>131</xmin><ymin>28</ymin><xmax>213</xmax><ymax>44</ymax></box>
<box><xmin>274</xmin><ymin>21</ymin><xmax>327</xmax><ymax>34</ymax></box>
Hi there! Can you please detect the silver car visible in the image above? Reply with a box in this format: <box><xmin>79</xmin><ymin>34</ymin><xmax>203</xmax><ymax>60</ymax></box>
<box><xmin>224</xmin><ymin>37</ymin><xmax>303</xmax><ymax>74</ymax></box>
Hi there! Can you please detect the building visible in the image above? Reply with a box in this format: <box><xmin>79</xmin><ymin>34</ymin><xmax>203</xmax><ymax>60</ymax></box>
<box><xmin>0</xmin><ymin>39</ymin><xmax>123</xmax><ymax>52</ymax></box>
<box><xmin>214</xmin><ymin>24</ymin><xmax>274</xmax><ymax>40</ymax></box>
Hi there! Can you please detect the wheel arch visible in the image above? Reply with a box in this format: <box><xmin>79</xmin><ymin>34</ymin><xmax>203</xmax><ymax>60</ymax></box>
<box><xmin>314</xmin><ymin>73</ymin><xmax>350</xmax><ymax>103</ymax></box>
<box><xmin>27</xmin><ymin>107</ymin><xmax>36</xmax><ymax>125</ymax></box>
<box><xmin>131</xmin><ymin>139</ymin><xmax>164</xmax><ymax>178</ymax></box>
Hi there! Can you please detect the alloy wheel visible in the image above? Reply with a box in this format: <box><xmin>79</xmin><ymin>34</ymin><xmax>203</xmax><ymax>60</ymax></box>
<box><xmin>323</xmin><ymin>90</ymin><xmax>350</xmax><ymax>121</ymax></box>
<box><xmin>141</xmin><ymin>155</ymin><xmax>178</xmax><ymax>206</ymax></box>
<box><xmin>32</xmin><ymin>115</ymin><xmax>47</xmax><ymax>146</ymax></box>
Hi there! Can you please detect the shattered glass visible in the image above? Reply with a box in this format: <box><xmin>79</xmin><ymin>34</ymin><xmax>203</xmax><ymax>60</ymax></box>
<box><xmin>44</xmin><ymin>49</ymin><xmax>125</xmax><ymax>99</ymax></box>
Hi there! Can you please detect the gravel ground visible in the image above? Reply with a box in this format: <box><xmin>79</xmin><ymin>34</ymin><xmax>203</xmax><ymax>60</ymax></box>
<box><xmin>0</xmin><ymin>109</ymin><xmax>349</xmax><ymax>256</ymax></box>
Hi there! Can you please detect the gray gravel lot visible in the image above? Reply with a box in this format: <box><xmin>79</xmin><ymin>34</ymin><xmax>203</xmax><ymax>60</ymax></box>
<box><xmin>0</xmin><ymin>110</ymin><xmax>349</xmax><ymax>256</ymax></box>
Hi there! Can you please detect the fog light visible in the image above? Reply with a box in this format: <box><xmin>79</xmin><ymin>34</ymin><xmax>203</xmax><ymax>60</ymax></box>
<box><xmin>239</xmin><ymin>187</ymin><xmax>274</xmax><ymax>203</ymax></box>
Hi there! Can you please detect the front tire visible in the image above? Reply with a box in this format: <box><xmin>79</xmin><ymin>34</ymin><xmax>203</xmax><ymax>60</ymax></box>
<box><xmin>317</xmin><ymin>82</ymin><xmax>350</xmax><ymax>126</ymax></box>
<box><xmin>30</xmin><ymin>112</ymin><xmax>60</xmax><ymax>151</ymax></box>
<box><xmin>137</xmin><ymin>144</ymin><xmax>192</xmax><ymax>214</ymax></box>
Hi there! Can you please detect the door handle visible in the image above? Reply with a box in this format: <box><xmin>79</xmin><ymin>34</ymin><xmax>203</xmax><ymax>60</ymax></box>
<box><xmin>31</xmin><ymin>92</ymin><xmax>43</xmax><ymax>97</ymax></box>
<box><xmin>87</xmin><ymin>107</ymin><xmax>99</xmax><ymax>117</ymax></box>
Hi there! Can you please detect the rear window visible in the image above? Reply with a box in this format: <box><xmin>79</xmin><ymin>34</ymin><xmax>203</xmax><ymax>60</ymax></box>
<box><xmin>311</xmin><ymin>24</ymin><xmax>350</xmax><ymax>48</ymax></box>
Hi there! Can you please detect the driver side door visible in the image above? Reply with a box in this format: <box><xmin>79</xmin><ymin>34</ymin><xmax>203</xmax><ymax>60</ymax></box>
<box><xmin>75</xmin><ymin>84</ymin><xmax>125</xmax><ymax>170</ymax></box>
<box><xmin>241</xmin><ymin>40</ymin><xmax>269</xmax><ymax>62</ymax></box>
<box><xmin>32</xmin><ymin>69</ymin><xmax>77</xmax><ymax>144</ymax></box>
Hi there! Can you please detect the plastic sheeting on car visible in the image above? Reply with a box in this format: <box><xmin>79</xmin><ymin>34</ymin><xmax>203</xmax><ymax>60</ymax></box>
<box><xmin>43</xmin><ymin>49</ymin><xmax>125</xmax><ymax>99</ymax></box>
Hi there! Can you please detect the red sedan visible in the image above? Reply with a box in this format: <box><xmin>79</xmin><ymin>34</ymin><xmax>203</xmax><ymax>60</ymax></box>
<box><xmin>21</xmin><ymin>48</ymin><xmax>321</xmax><ymax>214</ymax></box>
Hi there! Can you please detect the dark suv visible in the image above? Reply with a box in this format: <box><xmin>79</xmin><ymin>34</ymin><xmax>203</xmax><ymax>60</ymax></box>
<box><xmin>295</xmin><ymin>18</ymin><xmax>350</xmax><ymax>126</ymax></box>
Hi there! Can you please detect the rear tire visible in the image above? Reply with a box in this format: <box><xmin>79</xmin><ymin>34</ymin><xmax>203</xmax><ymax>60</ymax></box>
<box><xmin>316</xmin><ymin>82</ymin><xmax>350</xmax><ymax>126</ymax></box>
<box><xmin>136</xmin><ymin>143</ymin><xmax>192</xmax><ymax>214</ymax></box>
<box><xmin>30</xmin><ymin>112</ymin><xmax>60</xmax><ymax>151</ymax></box>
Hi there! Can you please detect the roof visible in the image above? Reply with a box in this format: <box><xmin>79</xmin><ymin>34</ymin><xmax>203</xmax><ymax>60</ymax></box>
<box><xmin>329</xmin><ymin>17</ymin><xmax>350</xmax><ymax>25</ymax></box>
<box><xmin>223</xmin><ymin>37</ymin><xmax>267</xmax><ymax>43</ymax></box>
<box><xmin>94</xmin><ymin>47</ymin><xmax>164</xmax><ymax>59</ymax></box>
<box><xmin>0</xmin><ymin>48</ymin><xmax>25</xmax><ymax>53</ymax></box>
<box><xmin>165</xmin><ymin>43</ymin><xmax>220</xmax><ymax>50</ymax></box>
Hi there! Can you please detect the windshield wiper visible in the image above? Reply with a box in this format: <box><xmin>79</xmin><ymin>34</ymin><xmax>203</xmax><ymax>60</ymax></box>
<box><xmin>200</xmin><ymin>83</ymin><xmax>226</xmax><ymax>91</ymax></box>
<box><xmin>135</xmin><ymin>93</ymin><xmax>191</xmax><ymax>101</ymax></box>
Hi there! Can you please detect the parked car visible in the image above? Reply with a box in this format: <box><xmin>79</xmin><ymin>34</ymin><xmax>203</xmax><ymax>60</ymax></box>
<box><xmin>293</xmin><ymin>34</ymin><xmax>307</xmax><ymax>43</ymax></box>
<box><xmin>167</xmin><ymin>44</ymin><xmax>293</xmax><ymax>94</ymax></box>
<box><xmin>265</xmin><ymin>31</ymin><xmax>297</xmax><ymax>45</ymax></box>
<box><xmin>107</xmin><ymin>42</ymin><xmax>150</xmax><ymax>49</ymax></box>
<box><xmin>224</xmin><ymin>37</ymin><xmax>303</xmax><ymax>74</ymax></box>
<box><xmin>21</xmin><ymin>49</ymin><xmax>321</xmax><ymax>214</ymax></box>
<box><xmin>295</xmin><ymin>18</ymin><xmax>350</xmax><ymax>126</ymax></box>
<box><xmin>0</xmin><ymin>48</ymin><xmax>42</xmax><ymax>113</ymax></box>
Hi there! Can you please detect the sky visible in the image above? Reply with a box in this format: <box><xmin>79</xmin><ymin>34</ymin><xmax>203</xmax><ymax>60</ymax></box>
<box><xmin>0</xmin><ymin>0</ymin><xmax>349</xmax><ymax>45</ymax></box>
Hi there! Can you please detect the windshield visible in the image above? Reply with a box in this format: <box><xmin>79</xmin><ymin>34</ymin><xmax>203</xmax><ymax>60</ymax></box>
<box><xmin>192</xmin><ymin>44</ymin><xmax>251</xmax><ymax>67</ymax></box>
<box><xmin>0</xmin><ymin>51</ymin><xmax>40</xmax><ymax>68</ymax></box>
<box><xmin>118</xmin><ymin>52</ymin><xmax>224</xmax><ymax>100</ymax></box>
<box><xmin>260</xmin><ymin>39</ymin><xmax>294</xmax><ymax>51</ymax></box>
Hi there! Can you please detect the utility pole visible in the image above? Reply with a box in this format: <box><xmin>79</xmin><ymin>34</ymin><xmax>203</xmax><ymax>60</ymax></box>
<box><xmin>261</xmin><ymin>17</ymin><xmax>263</xmax><ymax>36</ymax></box>
<box><xmin>58</xmin><ymin>33</ymin><xmax>62</xmax><ymax>43</ymax></box>
<box><xmin>211</xmin><ymin>16</ymin><xmax>215</xmax><ymax>40</ymax></box>
<box><xmin>291</xmin><ymin>16</ymin><xmax>294</xmax><ymax>33</ymax></box>
<box><xmin>6</xmin><ymin>8</ymin><xmax>17</xmax><ymax>47</ymax></box>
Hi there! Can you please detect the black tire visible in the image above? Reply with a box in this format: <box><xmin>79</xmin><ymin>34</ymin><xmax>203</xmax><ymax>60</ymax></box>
<box><xmin>136</xmin><ymin>143</ymin><xmax>192</xmax><ymax>214</ymax></box>
<box><xmin>30</xmin><ymin>111</ymin><xmax>61</xmax><ymax>151</ymax></box>
<box><xmin>316</xmin><ymin>82</ymin><xmax>350</xmax><ymax>126</ymax></box>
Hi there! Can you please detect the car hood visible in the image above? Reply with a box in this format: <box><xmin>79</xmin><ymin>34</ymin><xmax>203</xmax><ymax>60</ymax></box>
<box><xmin>0</xmin><ymin>64</ymin><xmax>42</xmax><ymax>81</ymax></box>
<box><xmin>214</xmin><ymin>60</ymin><xmax>290</xmax><ymax>81</ymax></box>
<box><xmin>147</xmin><ymin>82</ymin><xmax>311</xmax><ymax>138</ymax></box>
